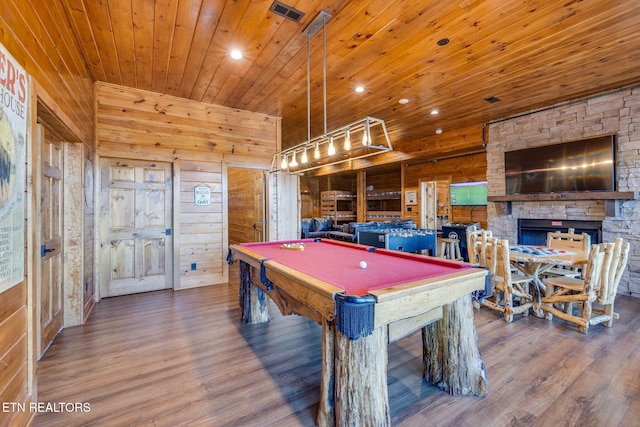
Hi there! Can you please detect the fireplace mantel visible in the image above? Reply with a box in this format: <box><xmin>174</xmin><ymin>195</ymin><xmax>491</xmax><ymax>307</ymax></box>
<box><xmin>487</xmin><ymin>191</ymin><xmax>636</xmax><ymax>202</ymax></box>
<box><xmin>487</xmin><ymin>191</ymin><xmax>636</xmax><ymax>217</ymax></box>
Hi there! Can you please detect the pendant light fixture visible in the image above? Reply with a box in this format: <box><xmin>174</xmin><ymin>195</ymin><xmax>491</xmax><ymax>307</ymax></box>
<box><xmin>272</xmin><ymin>10</ymin><xmax>392</xmax><ymax>173</ymax></box>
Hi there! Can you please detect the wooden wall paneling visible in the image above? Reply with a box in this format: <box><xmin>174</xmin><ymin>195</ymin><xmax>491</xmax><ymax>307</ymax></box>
<box><xmin>62</xmin><ymin>143</ymin><xmax>83</xmax><ymax>326</ymax></box>
<box><xmin>0</xmin><ymin>281</ymin><xmax>33</xmax><ymax>425</ymax></box>
<box><xmin>95</xmin><ymin>83</ymin><xmax>278</xmax><ymax>162</ymax></box>
<box><xmin>0</xmin><ymin>284</ymin><xmax>31</xmax><ymax>426</ymax></box>
<box><xmin>177</xmin><ymin>160</ymin><xmax>227</xmax><ymax>289</ymax></box>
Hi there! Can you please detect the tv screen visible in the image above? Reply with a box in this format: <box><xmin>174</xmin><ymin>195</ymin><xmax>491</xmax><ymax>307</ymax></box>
<box><xmin>450</xmin><ymin>181</ymin><xmax>488</xmax><ymax>206</ymax></box>
<box><xmin>505</xmin><ymin>135</ymin><xmax>616</xmax><ymax>195</ymax></box>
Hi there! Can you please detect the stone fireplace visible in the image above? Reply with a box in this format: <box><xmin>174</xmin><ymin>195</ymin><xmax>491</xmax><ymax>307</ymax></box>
<box><xmin>486</xmin><ymin>87</ymin><xmax>640</xmax><ymax>296</ymax></box>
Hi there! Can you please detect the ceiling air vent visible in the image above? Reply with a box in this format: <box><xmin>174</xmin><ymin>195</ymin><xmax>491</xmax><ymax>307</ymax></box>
<box><xmin>270</xmin><ymin>1</ymin><xmax>305</xmax><ymax>23</ymax></box>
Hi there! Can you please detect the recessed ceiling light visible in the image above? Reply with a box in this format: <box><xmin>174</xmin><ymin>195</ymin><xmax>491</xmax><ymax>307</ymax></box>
<box><xmin>399</xmin><ymin>98</ymin><xmax>410</xmax><ymax>104</ymax></box>
<box><xmin>484</xmin><ymin>96</ymin><xmax>501</xmax><ymax>103</ymax></box>
<box><xmin>435</xmin><ymin>128</ymin><xmax>443</xmax><ymax>134</ymax></box>
<box><xmin>230</xmin><ymin>49</ymin><xmax>243</xmax><ymax>60</ymax></box>
<box><xmin>355</xmin><ymin>86</ymin><xmax>365</xmax><ymax>93</ymax></box>
<box><xmin>430</xmin><ymin>109</ymin><xmax>439</xmax><ymax>115</ymax></box>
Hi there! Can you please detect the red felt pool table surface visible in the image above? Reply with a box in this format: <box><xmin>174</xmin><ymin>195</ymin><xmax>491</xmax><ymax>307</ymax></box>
<box><xmin>238</xmin><ymin>238</ymin><xmax>472</xmax><ymax>296</ymax></box>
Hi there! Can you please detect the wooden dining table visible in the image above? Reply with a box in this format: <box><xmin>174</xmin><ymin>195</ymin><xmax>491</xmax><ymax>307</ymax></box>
<box><xmin>509</xmin><ymin>245</ymin><xmax>589</xmax><ymax>317</ymax></box>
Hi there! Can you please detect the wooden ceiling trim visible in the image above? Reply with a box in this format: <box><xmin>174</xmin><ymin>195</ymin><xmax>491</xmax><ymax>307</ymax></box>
<box><xmin>207</xmin><ymin>12</ymin><xmax>307</xmax><ymax>109</ymax></box>
<box><xmin>171</xmin><ymin>0</ymin><xmax>221</xmax><ymax>98</ymax></box>
<box><xmin>151</xmin><ymin>0</ymin><xmax>179</xmax><ymax>93</ymax></box>
<box><xmin>29</xmin><ymin>0</ymin><xmax>95</xmax><ymax>117</ymax></box>
<box><xmin>131</xmin><ymin>0</ymin><xmax>155</xmax><ymax>92</ymax></box>
<box><xmin>3</xmin><ymin>0</ymin><xmax>89</xmax><ymax>138</ymax></box>
<box><xmin>208</xmin><ymin>0</ymin><xmax>273</xmax><ymax>106</ymax></box>
<box><xmin>236</xmin><ymin>1</ymin><xmax>349</xmax><ymax>111</ymax></box>
<box><xmin>61</xmin><ymin>0</ymin><xmax>105</xmax><ymax>82</ymax></box>
<box><xmin>186</xmin><ymin>0</ymin><xmax>252</xmax><ymax>102</ymax></box>
<box><xmin>109</xmin><ymin>0</ymin><xmax>137</xmax><ymax>88</ymax></box>
<box><xmin>220</xmin><ymin>4</ymin><xmax>298</xmax><ymax>108</ymax></box>
<box><xmin>82</xmin><ymin>0</ymin><xmax>122</xmax><ymax>84</ymax></box>
<box><xmin>167</xmin><ymin>0</ymin><xmax>205</xmax><ymax>96</ymax></box>
<box><xmin>486</xmin><ymin>5</ymin><xmax>634</xmax><ymax>80</ymax></box>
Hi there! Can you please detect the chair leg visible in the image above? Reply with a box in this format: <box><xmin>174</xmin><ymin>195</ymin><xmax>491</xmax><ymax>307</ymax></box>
<box><xmin>503</xmin><ymin>291</ymin><xmax>514</xmax><ymax>323</ymax></box>
<box><xmin>578</xmin><ymin>300</ymin><xmax>592</xmax><ymax>334</ymax></box>
<box><xmin>604</xmin><ymin>302</ymin><xmax>615</xmax><ymax>327</ymax></box>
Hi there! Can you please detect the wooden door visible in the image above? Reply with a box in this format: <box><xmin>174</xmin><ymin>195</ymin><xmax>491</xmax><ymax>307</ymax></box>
<box><xmin>99</xmin><ymin>159</ymin><xmax>173</xmax><ymax>297</ymax></box>
<box><xmin>421</xmin><ymin>180</ymin><xmax>438</xmax><ymax>230</ymax></box>
<box><xmin>39</xmin><ymin>125</ymin><xmax>64</xmax><ymax>357</ymax></box>
<box><xmin>227</xmin><ymin>168</ymin><xmax>266</xmax><ymax>245</ymax></box>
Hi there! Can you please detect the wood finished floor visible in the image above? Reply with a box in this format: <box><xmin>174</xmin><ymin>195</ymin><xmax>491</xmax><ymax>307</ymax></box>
<box><xmin>33</xmin><ymin>274</ymin><xmax>640</xmax><ymax>427</ymax></box>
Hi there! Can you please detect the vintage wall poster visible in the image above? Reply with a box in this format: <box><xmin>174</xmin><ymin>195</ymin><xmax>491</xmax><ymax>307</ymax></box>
<box><xmin>0</xmin><ymin>43</ymin><xmax>27</xmax><ymax>293</ymax></box>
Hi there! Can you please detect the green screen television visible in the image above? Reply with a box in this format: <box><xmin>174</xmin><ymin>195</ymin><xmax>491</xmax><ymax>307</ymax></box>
<box><xmin>450</xmin><ymin>181</ymin><xmax>488</xmax><ymax>206</ymax></box>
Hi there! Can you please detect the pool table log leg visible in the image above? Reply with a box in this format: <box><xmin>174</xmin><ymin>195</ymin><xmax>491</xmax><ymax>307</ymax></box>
<box><xmin>317</xmin><ymin>320</ymin><xmax>335</xmax><ymax>427</ymax></box>
<box><xmin>334</xmin><ymin>326</ymin><xmax>391</xmax><ymax>427</ymax></box>
<box><xmin>238</xmin><ymin>262</ymin><xmax>270</xmax><ymax>323</ymax></box>
<box><xmin>422</xmin><ymin>294</ymin><xmax>489</xmax><ymax>396</ymax></box>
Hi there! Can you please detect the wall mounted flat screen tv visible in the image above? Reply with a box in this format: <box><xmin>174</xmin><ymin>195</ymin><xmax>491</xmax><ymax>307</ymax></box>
<box><xmin>505</xmin><ymin>135</ymin><xmax>616</xmax><ymax>195</ymax></box>
<box><xmin>450</xmin><ymin>181</ymin><xmax>488</xmax><ymax>206</ymax></box>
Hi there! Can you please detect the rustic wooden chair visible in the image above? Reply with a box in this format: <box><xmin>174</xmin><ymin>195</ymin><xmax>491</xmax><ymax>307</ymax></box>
<box><xmin>480</xmin><ymin>238</ymin><xmax>535</xmax><ymax>322</ymax></box>
<box><xmin>540</xmin><ymin>238</ymin><xmax>629</xmax><ymax>333</ymax></box>
<box><xmin>544</xmin><ymin>229</ymin><xmax>591</xmax><ymax>278</ymax></box>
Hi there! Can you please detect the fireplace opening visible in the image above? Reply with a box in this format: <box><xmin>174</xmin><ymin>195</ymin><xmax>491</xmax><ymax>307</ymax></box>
<box><xmin>517</xmin><ymin>219</ymin><xmax>602</xmax><ymax>246</ymax></box>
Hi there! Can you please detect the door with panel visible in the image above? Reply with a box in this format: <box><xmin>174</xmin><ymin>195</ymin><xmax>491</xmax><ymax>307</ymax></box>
<box><xmin>39</xmin><ymin>125</ymin><xmax>64</xmax><ymax>358</ymax></box>
<box><xmin>99</xmin><ymin>159</ymin><xmax>173</xmax><ymax>297</ymax></box>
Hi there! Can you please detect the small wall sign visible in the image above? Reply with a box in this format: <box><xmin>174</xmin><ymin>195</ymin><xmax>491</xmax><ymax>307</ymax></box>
<box><xmin>194</xmin><ymin>184</ymin><xmax>211</xmax><ymax>205</ymax></box>
<box><xmin>405</xmin><ymin>190</ymin><xmax>417</xmax><ymax>206</ymax></box>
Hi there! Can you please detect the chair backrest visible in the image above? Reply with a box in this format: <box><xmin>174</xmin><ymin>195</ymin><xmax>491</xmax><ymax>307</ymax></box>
<box><xmin>493</xmin><ymin>238</ymin><xmax>512</xmax><ymax>289</ymax></box>
<box><xmin>467</xmin><ymin>229</ymin><xmax>493</xmax><ymax>266</ymax></box>
<box><xmin>596</xmin><ymin>238</ymin><xmax>630</xmax><ymax>304</ymax></box>
<box><xmin>547</xmin><ymin>230</ymin><xmax>591</xmax><ymax>255</ymax></box>
<box><xmin>581</xmin><ymin>244</ymin><xmax>606</xmax><ymax>296</ymax></box>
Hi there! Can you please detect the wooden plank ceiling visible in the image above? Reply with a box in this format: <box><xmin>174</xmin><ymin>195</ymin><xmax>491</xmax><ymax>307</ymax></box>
<box><xmin>62</xmin><ymin>0</ymin><xmax>640</xmax><ymax>165</ymax></box>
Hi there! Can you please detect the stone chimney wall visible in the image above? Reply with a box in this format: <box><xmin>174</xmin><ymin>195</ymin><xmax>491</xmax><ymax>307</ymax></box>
<box><xmin>487</xmin><ymin>87</ymin><xmax>640</xmax><ymax>296</ymax></box>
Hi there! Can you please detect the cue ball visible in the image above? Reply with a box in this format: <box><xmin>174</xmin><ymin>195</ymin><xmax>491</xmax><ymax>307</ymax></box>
<box><xmin>359</xmin><ymin>261</ymin><xmax>367</xmax><ymax>269</ymax></box>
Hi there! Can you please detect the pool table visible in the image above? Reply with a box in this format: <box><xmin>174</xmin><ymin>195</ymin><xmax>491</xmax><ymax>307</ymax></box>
<box><xmin>228</xmin><ymin>238</ymin><xmax>488</xmax><ymax>427</ymax></box>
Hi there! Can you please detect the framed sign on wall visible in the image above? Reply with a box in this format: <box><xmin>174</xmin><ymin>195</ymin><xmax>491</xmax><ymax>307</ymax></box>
<box><xmin>0</xmin><ymin>42</ymin><xmax>27</xmax><ymax>293</ymax></box>
<box><xmin>194</xmin><ymin>184</ymin><xmax>211</xmax><ymax>206</ymax></box>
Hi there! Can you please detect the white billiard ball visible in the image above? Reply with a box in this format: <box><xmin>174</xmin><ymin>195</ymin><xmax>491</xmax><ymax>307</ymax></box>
<box><xmin>359</xmin><ymin>261</ymin><xmax>367</xmax><ymax>269</ymax></box>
